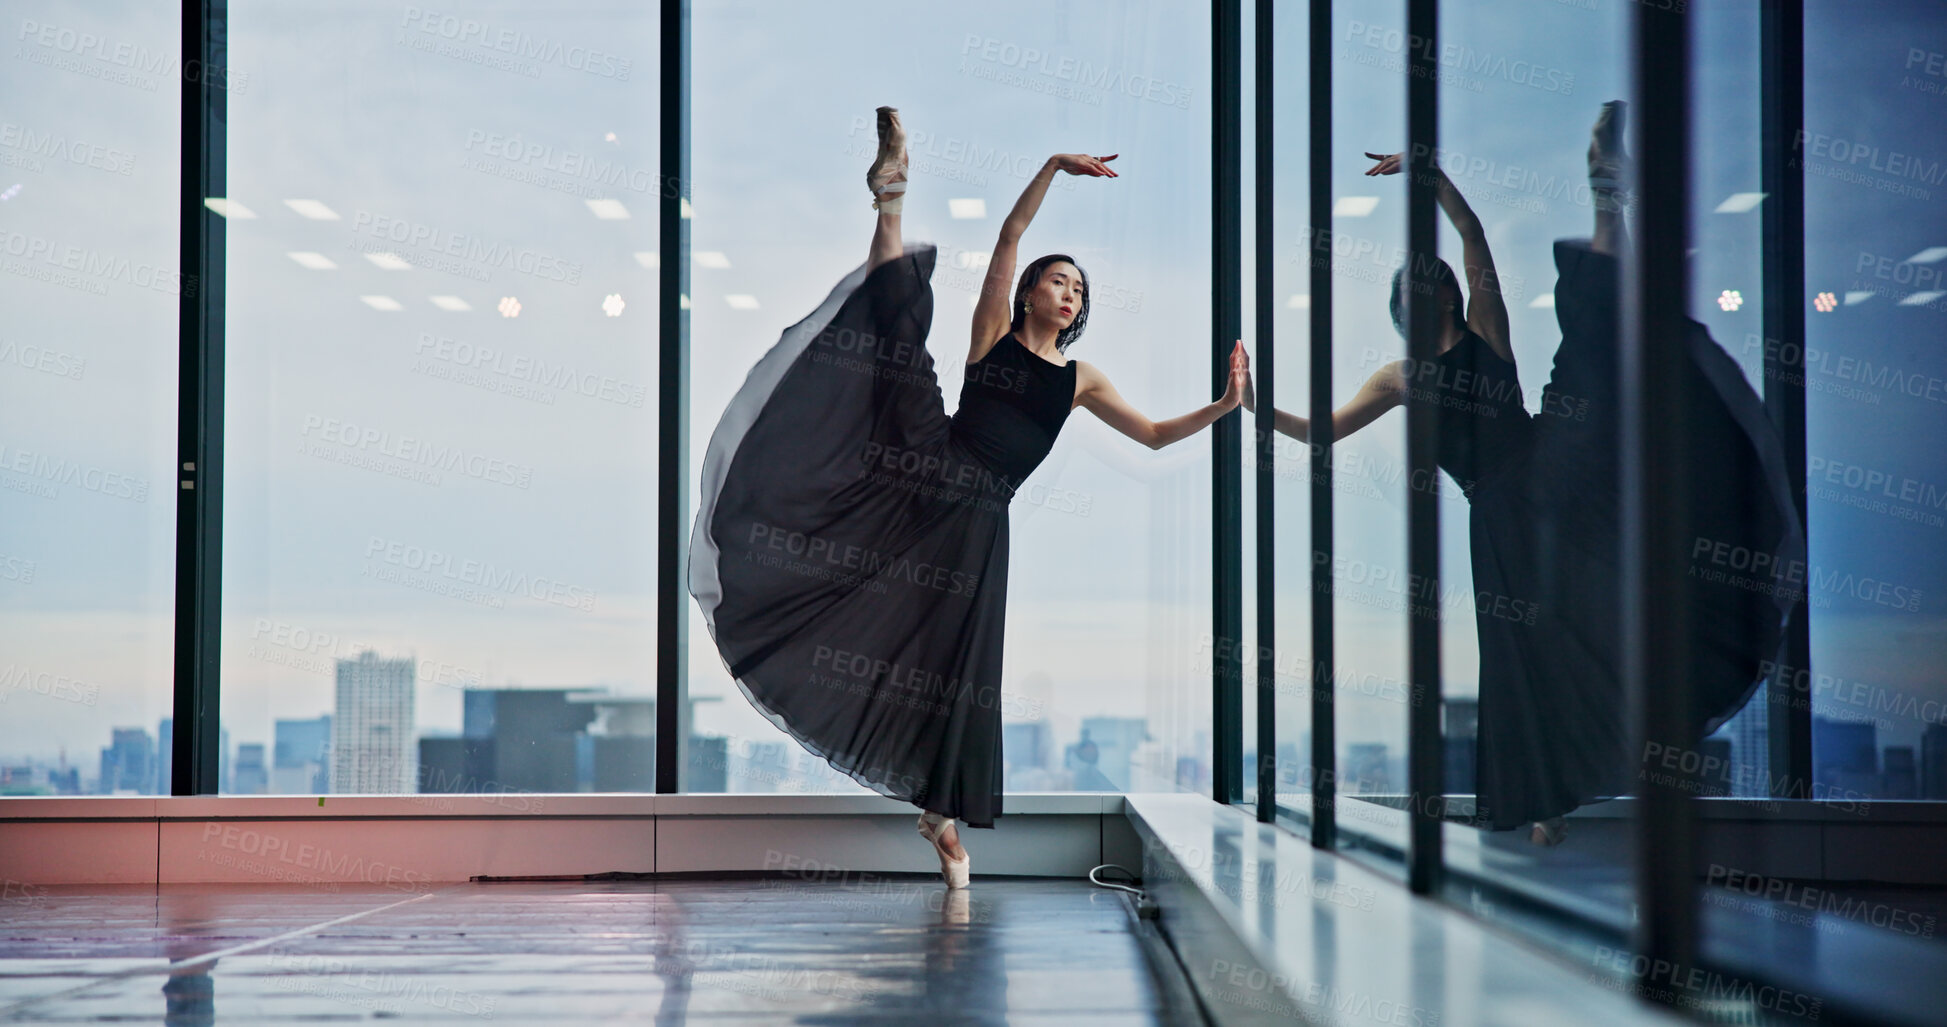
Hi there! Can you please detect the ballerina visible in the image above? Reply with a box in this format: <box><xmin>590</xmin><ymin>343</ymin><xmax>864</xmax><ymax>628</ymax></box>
<box><xmin>690</xmin><ymin>106</ymin><xmax>1250</xmax><ymax>888</ymax></box>
<box><xmin>1244</xmin><ymin>101</ymin><xmax>1804</xmax><ymax>846</ymax></box>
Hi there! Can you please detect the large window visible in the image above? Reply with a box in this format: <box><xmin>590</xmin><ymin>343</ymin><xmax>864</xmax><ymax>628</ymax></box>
<box><xmin>0</xmin><ymin>2</ymin><xmax>181</xmax><ymax>795</ymax></box>
<box><xmin>683</xmin><ymin>0</ymin><xmax>1217</xmax><ymax>795</ymax></box>
<box><xmin>220</xmin><ymin>1</ymin><xmax>660</xmax><ymax>795</ymax></box>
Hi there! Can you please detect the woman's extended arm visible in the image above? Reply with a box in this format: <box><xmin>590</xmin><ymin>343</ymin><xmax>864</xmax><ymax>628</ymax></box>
<box><xmin>1074</xmin><ymin>341</ymin><xmax>1246</xmax><ymax>450</ymax></box>
<box><xmin>1241</xmin><ymin>362</ymin><xmax>1407</xmax><ymax>445</ymax></box>
<box><xmin>970</xmin><ymin>153</ymin><xmax>1118</xmax><ymax>358</ymax></box>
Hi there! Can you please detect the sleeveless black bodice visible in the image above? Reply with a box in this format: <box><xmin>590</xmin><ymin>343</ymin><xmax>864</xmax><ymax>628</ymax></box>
<box><xmin>951</xmin><ymin>332</ymin><xmax>1077</xmax><ymax>491</ymax></box>
<box><xmin>1416</xmin><ymin>329</ymin><xmax>1534</xmax><ymax>496</ymax></box>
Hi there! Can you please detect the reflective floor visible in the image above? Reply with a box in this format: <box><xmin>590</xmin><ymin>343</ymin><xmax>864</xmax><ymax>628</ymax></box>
<box><xmin>0</xmin><ymin>877</ymin><xmax>1198</xmax><ymax>1024</ymax></box>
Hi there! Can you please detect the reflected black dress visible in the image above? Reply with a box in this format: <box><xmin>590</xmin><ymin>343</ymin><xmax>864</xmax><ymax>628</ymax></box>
<box><xmin>1423</xmin><ymin>239</ymin><xmax>1806</xmax><ymax>830</ymax></box>
<box><xmin>689</xmin><ymin>243</ymin><xmax>1076</xmax><ymax>829</ymax></box>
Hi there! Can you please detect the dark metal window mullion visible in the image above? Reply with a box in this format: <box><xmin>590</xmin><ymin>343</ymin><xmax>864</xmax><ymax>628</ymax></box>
<box><xmin>1626</xmin><ymin>1</ymin><xmax>1701</xmax><ymax>1001</ymax></box>
<box><xmin>173</xmin><ymin>0</ymin><xmax>226</xmax><ymax>797</ymax></box>
<box><xmin>1253</xmin><ymin>0</ymin><xmax>1276</xmax><ymax>822</ymax></box>
<box><xmin>656</xmin><ymin>0</ymin><xmax>691</xmax><ymax>794</ymax></box>
<box><xmin>1403</xmin><ymin>0</ymin><xmax>1443</xmax><ymax>895</ymax></box>
<box><xmin>1307</xmin><ymin>0</ymin><xmax>1335</xmax><ymax>849</ymax></box>
<box><xmin>1760</xmin><ymin>0</ymin><xmax>1812</xmax><ymax>800</ymax></box>
<box><xmin>1213</xmin><ymin>0</ymin><xmax>1245</xmax><ymax>806</ymax></box>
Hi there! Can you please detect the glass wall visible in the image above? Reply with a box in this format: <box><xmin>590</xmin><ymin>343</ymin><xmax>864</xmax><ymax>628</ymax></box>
<box><xmin>685</xmin><ymin>0</ymin><xmax>1216</xmax><ymax>796</ymax></box>
<box><xmin>1265</xmin><ymin>1</ymin><xmax>1312</xmax><ymax>825</ymax></box>
<box><xmin>1430</xmin><ymin>0</ymin><xmax>1636</xmax><ymax>926</ymax></box>
<box><xmin>1322</xmin><ymin>0</ymin><xmax>1415</xmax><ymax>861</ymax></box>
<box><xmin>220</xmin><ymin>1</ymin><xmax>661</xmax><ymax>795</ymax></box>
<box><xmin>0</xmin><ymin>1</ymin><xmax>181</xmax><ymax>795</ymax></box>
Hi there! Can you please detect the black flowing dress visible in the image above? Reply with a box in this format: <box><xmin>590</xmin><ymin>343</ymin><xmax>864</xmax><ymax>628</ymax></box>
<box><xmin>689</xmin><ymin>243</ymin><xmax>1076</xmax><ymax>829</ymax></box>
<box><xmin>1421</xmin><ymin>239</ymin><xmax>1806</xmax><ymax>830</ymax></box>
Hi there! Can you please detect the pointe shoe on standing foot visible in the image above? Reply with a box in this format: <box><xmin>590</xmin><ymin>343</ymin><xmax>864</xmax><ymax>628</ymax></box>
<box><xmin>917</xmin><ymin>810</ymin><xmax>971</xmax><ymax>889</ymax></box>
<box><xmin>867</xmin><ymin>105</ymin><xmax>908</xmax><ymax>215</ymax></box>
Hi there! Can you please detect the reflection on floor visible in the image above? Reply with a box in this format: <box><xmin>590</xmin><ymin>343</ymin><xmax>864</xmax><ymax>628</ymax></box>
<box><xmin>0</xmin><ymin>877</ymin><xmax>1200</xmax><ymax>1024</ymax></box>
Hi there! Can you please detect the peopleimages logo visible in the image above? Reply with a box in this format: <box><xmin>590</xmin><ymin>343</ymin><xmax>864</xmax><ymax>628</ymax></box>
<box><xmin>958</xmin><ymin>35</ymin><xmax>1194</xmax><ymax>109</ymax></box>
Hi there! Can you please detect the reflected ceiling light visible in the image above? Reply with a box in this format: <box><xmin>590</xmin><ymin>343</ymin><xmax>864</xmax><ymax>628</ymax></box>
<box><xmin>1844</xmin><ymin>291</ymin><xmax>1875</xmax><ymax>306</ymax></box>
<box><xmin>363</xmin><ymin>252</ymin><xmax>413</xmax><ymax>271</ymax></box>
<box><xmin>1898</xmin><ymin>291</ymin><xmax>1944</xmax><ymax>306</ymax></box>
<box><xmin>696</xmin><ymin>251</ymin><xmax>731</xmax><ymax>269</ymax></box>
<box><xmin>430</xmin><ymin>295</ymin><xmax>472</xmax><ymax>311</ymax></box>
<box><xmin>948</xmin><ymin>198</ymin><xmax>987</xmax><ymax>219</ymax></box>
<box><xmin>586</xmin><ymin>198</ymin><xmax>630</xmax><ymax>219</ymax></box>
<box><xmin>0</xmin><ymin>184</ymin><xmax>20</xmax><ymax>202</ymax></box>
<box><xmin>1332</xmin><ymin>196</ymin><xmax>1380</xmax><ymax>217</ymax></box>
<box><xmin>286</xmin><ymin>251</ymin><xmax>337</xmax><ymax>270</ymax></box>
<box><xmin>681</xmin><ymin>198</ymin><xmax>693</xmax><ymax>219</ymax></box>
<box><xmin>284</xmin><ymin>199</ymin><xmax>341</xmax><ymax>220</ymax></box>
<box><xmin>1287</xmin><ymin>294</ymin><xmax>1311</xmax><ymax>309</ymax></box>
<box><xmin>605</xmin><ymin>131</ymin><xmax>618</xmax><ymax>143</ymax></box>
<box><xmin>633</xmin><ymin>251</ymin><xmax>659</xmax><ymax>269</ymax></box>
<box><xmin>1717</xmin><ymin>289</ymin><xmax>1743</xmax><ymax>311</ymax></box>
<box><xmin>359</xmin><ymin>295</ymin><xmax>402</xmax><ymax>311</ymax></box>
<box><xmin>205</xmin><ymin>198</ymin><xmax>257</xmax><ymax>218</ymax></box>
<box><xmin>1813</xmin><ymin>292</ymin><xmax>1837</xmax><ymax>312</ymax></box>
<box><xmin>679</xmin><ymin>293</ymin><xmax>691</xmax><ymax>309</ymax></box>
<box><xmin>952</xmin><ymin>250</ymin><xmax>991</xmax><ymax>271</ymax></box>
<box><xmin>1529</xmin><ymin>294</ymin><xmax>1556</xmax><ymax>309</ymax></box>
<box><xmin>1904</xmin><ymin>246</ymin><xmax>1947</xmax><ymax>264</ymax></box>
<box><xmin>725</xmin><ymin>294</ymin><xmax>759</xmax><ymax>310</ymax></box>
<box><xmin>498</xmin><ymin>296</ymin><xmax>521</xmax><ymax>318</ymax></box>
<box><xmin>602</xmin><ymin>294</ymin><xmax>626</xmax><ymax>317</ymax></box>
<box><xmin>1713</xmin><ymin>192</ymin><xmax>1766</xmax><ymax>213</ymax></box>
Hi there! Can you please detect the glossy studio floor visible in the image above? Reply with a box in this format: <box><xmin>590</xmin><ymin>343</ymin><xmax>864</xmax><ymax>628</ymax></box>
<box><xmin>0</xmin><ymin>877</ymin><xmax>1196</xmax><ymax>1025</ymax></box>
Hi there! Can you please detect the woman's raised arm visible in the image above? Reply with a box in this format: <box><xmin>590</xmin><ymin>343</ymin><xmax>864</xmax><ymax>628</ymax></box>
<box><xmin>969</xmin><ymin>153</ymin><xmax>1118</xmax><ymax>359</ymax></box>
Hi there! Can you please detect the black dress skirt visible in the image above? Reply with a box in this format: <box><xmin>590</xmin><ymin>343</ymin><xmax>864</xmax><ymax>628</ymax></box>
<box><xmin>688</xmin><ymin>243</ymin><xmax>1077</xmax><ymax>828</ymax></box>
<box><xmin>1422</xmin><ymin>239</ymin><xmax>1806</xmax><ymax>830</ymax></box>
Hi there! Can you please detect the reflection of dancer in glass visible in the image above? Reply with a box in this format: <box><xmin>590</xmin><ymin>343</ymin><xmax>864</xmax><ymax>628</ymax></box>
<box><xmin>1245</xmin><ymin>102</ymin><xmax>1803</xmax><ymax>845</ymax></box>
<box><xmin>690</xmin><ymin>107</ymin><xmax>1249</xmax><ymax>887</ymax></box>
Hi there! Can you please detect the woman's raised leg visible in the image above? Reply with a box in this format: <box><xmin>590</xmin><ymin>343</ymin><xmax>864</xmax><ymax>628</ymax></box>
<box><xmin>866</xmin><ymin>106</ymin><xmax>908</xmax><ymax>274</ymax></box>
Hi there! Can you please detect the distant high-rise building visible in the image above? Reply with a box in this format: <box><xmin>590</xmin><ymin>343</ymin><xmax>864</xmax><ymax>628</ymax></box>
<box><xmin>232</xmin><ymin>743</ymin><xmax>269</xmax><ymax>795</ymax></box>
<box><xmin>1882</xmin><ymin>746</ymin><xmax>1917</xmax><ymax>799</ymax></box>
<box><xmin>1699</xmin><ymin>737</ymin><xmax>1734</xmax><ymax>797</ymax></box>
<box><xmin>332</xmin><ymin>651</ymin><xmax>416</xmax><ymax>793</ymax></box>
<box><xmin>272</xmin><ymin>715</ymin><xmax>332</xmax><ymax>794</ymax></box>
<box><xmin>1443</xmin><ymin>699</ymin><xmax>1479</xmax><ymax>797</ymax></box>
<box><xmin>1812</xmin><ymin>717</ymin><xmax>1878</xmax><ymax>798</ymax></box>
<box><xmin>156</xmin><ymin>718</ymin><xmax>171</xmax><ymax>794</ymax></box>
<box><xmin>1075</xmin><ymin>717</ymin><xmax>1149</xmax><ymax>792</ymax></box>
<box><xmin>98</xmin><ymin>727</ymin><xmax>155</xmax><ymax>794</ymax></box>
<box><xmin>1722</xmin><ymin>690</ymin><xmax>1770</xmax><ymax>798</ymax></box>
<box><xmin>1923</xmin><ymin>724</ymin><xmax>1947</xmax><ymax>801</ymax></box>
<box><xmin>1004</xmin><ymin>720</ymin><xmax>1051</xmax><ymax>770</ymax></box>
<box><xmin>1345</xmin><ymin>743</ymin><xmax>1391</xmax><ymax>795</ymax></box>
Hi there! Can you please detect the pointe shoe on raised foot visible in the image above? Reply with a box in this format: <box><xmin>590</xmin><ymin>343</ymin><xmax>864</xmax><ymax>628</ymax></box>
<box><xmin>867</xmin><ymin>105</ymin><xmax>909</xmax><ymax>215</ymax></box>
<box><xmin>917</xmin><ymin>810</ymin><xmax>971</xmax><ymax>889</ymax></box>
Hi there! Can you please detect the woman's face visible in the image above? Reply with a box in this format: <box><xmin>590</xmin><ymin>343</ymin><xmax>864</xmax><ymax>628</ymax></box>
<box><xmin>1029</xmin><ymin>262</ymin><xmax>1085</xmax><ymax>329</ymax></box>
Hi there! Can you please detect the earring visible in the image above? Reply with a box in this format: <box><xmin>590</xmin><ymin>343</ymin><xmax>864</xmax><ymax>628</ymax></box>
<box><xmin>1024</xmin><ymin>300</ymin><xmax>1034</xmax><ymax>314</ymax></box>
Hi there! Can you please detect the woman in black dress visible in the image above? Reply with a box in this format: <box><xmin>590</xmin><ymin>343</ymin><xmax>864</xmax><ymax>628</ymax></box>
<box><xmin>689</xmin><ymin>107</ymin><xmax>1250</xmax><ymax>887</ymax></box>
<box><xmin>1245</xmin><ymin>102</ymin><xmax>1805</xmax><ymax>845</ymax></box>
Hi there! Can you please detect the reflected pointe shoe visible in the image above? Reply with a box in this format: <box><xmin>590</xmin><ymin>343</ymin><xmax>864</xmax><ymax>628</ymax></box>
<box><xmin>867</xmin><ymin>105</ymin><xmax>908</xmax><ymax>215</ymax></box>
<box><xmin>1530</xmin><ymin>816</ymin><xmax>1568</xmax><ymax>847</ymax></box>
<box><xmin>1588</xmin><ymin>99</ymin><xmax>1633</xmax><ymax>214</ymax></box>
<box><xmin>917</xmin><ymin>810</ymin><xmax>971</xmax><ymax>889</ymax></box>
